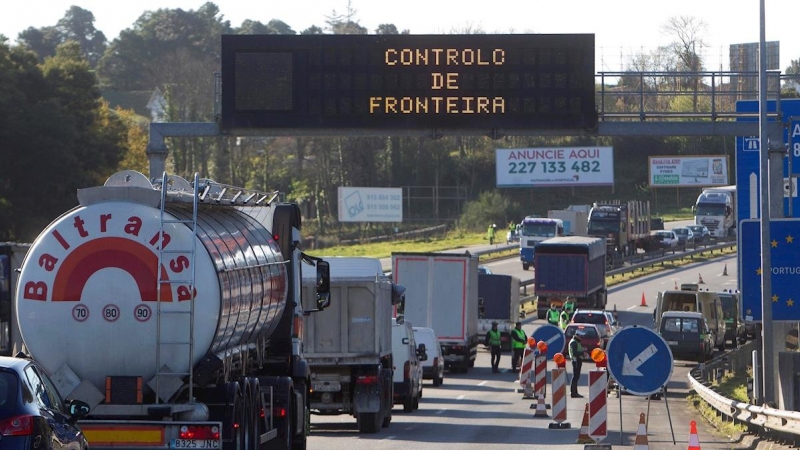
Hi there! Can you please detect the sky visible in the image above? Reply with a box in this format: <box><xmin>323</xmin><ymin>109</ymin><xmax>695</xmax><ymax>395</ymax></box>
<box><xmin>3</xmin><ymin>0</ymin><xmax>799</xmax><ymax>73</ymax></box>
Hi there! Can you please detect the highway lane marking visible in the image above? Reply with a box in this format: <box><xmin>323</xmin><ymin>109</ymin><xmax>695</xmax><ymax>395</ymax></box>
<box><xmin>382</xmin><ymin>436</ymin><xmax>396</xmax><ymax>441</ymax></box>
<box><xmin>457</xmin><ymin>395</ymin><xmax>466</xmax><ymax>400</ymax></box>
<box><xmin>477</xmin><ymin>381</ymin><xmax>488</xmax><ymax>386</ymax></box>
<box><xmin>435</xmin><ymin>409</ymin><xmax>447</xmax><ymax>415</ymax></box>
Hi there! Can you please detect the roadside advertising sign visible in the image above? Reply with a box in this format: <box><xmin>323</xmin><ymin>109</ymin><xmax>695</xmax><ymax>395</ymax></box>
<box><xmin>337</xmin><ymin>187</ymin><xmax>402</xmax><ymax>222</ymax></box>
<box><xmin>648</xmin><ymin>155</ymin><xmax>729</xmax><ymax>187</ymax></box>
<box><xmin>495</xmin><ymin>147</ymin><xmax>614</xmax><ymax>188</ymax></box>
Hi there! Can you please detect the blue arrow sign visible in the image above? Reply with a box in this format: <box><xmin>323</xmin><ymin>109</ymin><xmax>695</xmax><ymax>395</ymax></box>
<box><xmin>605</xmin><ymin>326</ymin><xmax>673</xmax><ymax>396</ymax></box>
<box><xmin>532</xmin><ymin>324</ymin><xmax>566</xmax><ymax>360</ymax></box>
<box><xmin>736</xmin><ymin>99</ymin><xmax>800</xmax><ymax>223</ymax></box>
<box><xmin>739</xmin><ymin>219</ymin><xmax>800</xmax><ymax>322</ymax></box>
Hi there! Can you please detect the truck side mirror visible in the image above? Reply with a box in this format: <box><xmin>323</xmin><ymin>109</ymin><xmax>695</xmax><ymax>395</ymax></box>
<box><xmin>315</xmin><ymin>260</ymin><xmax>331</xmax><ymax>310</ymax></box>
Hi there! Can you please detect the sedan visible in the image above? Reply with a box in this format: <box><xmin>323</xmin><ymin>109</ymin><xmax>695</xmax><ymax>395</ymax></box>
<box><xmin>0</xmin><ymin>356</ymin><xmax>91</xmax><ymax>449</ymax></box>
<box><xmin>671</xmin><ymin>227</ymin><xmax>695</xmax><ymax>249</ymax></box>
<box><xmin>651</xmin><ymin>230</ymin><xmax>679</xmax><ymax>249</ymax></box>
<box><xmin>563</xmin><ymin>324</ymin><xmax>605</xmax><ymax>359</ymax></box>
<box><xmin>686</xmin><ymin>225</ymin><xmax>710</xmax><ymax>244</ymax></box>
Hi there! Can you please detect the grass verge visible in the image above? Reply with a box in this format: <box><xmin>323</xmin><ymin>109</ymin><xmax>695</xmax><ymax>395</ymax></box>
<box><xmin>688</xmin><ymin>370</ymin><xmax>751</xmax><ymax>437</ymax></box>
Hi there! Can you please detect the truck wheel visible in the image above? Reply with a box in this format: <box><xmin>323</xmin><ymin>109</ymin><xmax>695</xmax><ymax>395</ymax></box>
<box><xmin>413</xmin><ymin>394</ymin><xmax>420</xmax><ymax>410</ymax></box>
<box><xmin>291</xmin><ymin>380</ymin><xmax>309</xmax><ymax>450</ymax></box>
<box><xmin>382</xmin><ymin>410</ymin><xmax>392</xmax><ymax>428</ymax></box>
<box><xmin>357</xmin><ymin>413</ymin><xmax>381</xmax><ymax>433</ymax></box>
<box><xmin>403</xmin><ymin>396</ymin><xmax>413</xmax><ymax>412</ymax></box>
<box><xmin>433</xmin><ymin>368</ymin><xmax>442</xmax><ymax>387</ymax></box>
<box><xmin>522</xmin><ymin>263</ymin><xmax>529</xmax><ymax>271</ymax></box>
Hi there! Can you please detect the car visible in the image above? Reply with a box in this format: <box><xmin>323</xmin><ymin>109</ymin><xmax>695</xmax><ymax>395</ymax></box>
<box><xmin>570</xmin><ymin>309</ymin><xmax>614</xmax><ymax>340</ymax></box>
<box><xmin>717</xmin><ymin>290</ymin><xmax>746</xmax><ymax>347</ymax></box>
<box><xmin>563</xmin><ymin>324</ymin><xmax>605</xmax><ymax>359</ymax></box>
<box><xmin>651</xmin><ymin>230</ymin><xmax>679</xmax><ymax>249</ymax></box>
<box><xmin>658</xmin><ymin>311</ymin><xmax>715</xmax><ymax>363</ymax></box>
<box><xmin>671</xmin><ymin>227</ymin><xmax>695</xmax><ymax>249</ymax></box>
<box><xmin>413</xmin><ymin>327</ymin><xmax>444</xmax><ymax>386</ymax></box>
<box><xmin>477</xmin><ymin>265</ymin><xmax>492</xmax><ymax>275</ymax></box>
<box><xmin>686</xmin><ymin>225</ymin><xmax>711</xmax><ymax>244</ymax></box>
<box><xmin>392</xmin><ymin>318</ymin><xmax>425</xmax><ymax>412</ymax></box>
<box><xmin>0</xmin><ymin>355</ymin><xmax>91</xmax><ymax>449</ymax></box>
<box><xmin>602</xmin><ymin>310</ymin><xmax>621</xmax><ymax>335</ymax></box>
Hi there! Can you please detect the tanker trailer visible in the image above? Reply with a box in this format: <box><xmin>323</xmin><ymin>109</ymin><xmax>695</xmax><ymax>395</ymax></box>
<box><xmin>15</xmin><ymin>170</ymin><xmax>331</xmax><ymax>450</ymax></box>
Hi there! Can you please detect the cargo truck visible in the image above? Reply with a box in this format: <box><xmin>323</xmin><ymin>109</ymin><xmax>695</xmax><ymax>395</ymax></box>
<box><xmin>547</xmin><ymin>209</ymin><xmax>589</xmax><ymax>236</ymax></box>
<box><xmin>534</xmin><ymin>236</ymin><xmax>607</xmax><ymax>320</ymax></box>
<box><xmin>301</xmin><ymin>257</ymin><xmax>402</xmax><ymax>432</ymax></box>
<box><xmin>14</xmin><ymin>170</ymin><xmax>331</xmax><ymax>450</ymax></box>
<box><xmin>588</xmin><ymin>200</ymin><xmax>654</xmax><ymax>256</ymax></box>
<box><xmin>693</xmin><ymin>185</ymin><xmax>736</xmax><ymax>239</ymax></box>
<box><xmin>0</xmin><ymin>242</ymin><xmax>28</xmax><ymax>355</ymax></box>
<box><xmin>477</xmin><ymin>274</ymin><xmax>521</xmax><ymax>351</ymax></box>
<box><xmin>519</xmin><ymin>217</ymin><xmax>565</xmax><ymax>270</ymax></box>
<box><xmin>391</xmin><ymin>252</ymin><xmax>480</xmax><ymax>373</ymax></box>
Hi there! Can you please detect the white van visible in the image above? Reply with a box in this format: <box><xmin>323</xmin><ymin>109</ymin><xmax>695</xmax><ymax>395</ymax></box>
<box><xmin>392</xmin><ymin>318</ymin><xmax>425</xmax><ymax>412</ymax></box>
<box><xmin>413</xmin><ymin>327</ymin><xmax>445</xmax><ymax>386</ymax></box>
<box><xmin>655</xmin><ymin>284</ymin><xmax>727</xmax><ymax>352</ymax></box>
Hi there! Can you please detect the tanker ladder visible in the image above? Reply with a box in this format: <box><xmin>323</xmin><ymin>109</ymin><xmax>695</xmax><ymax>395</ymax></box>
<box><xmin>154</xmin><ymin>172</ymin><xmax>200</xmax><ymax>403</ymax></box>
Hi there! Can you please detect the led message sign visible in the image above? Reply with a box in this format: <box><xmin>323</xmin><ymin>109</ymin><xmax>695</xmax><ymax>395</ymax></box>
<box><xmin>220</xmin><ymin>34</ymin><xmax>596</xmax><ymax>133</ymax></box>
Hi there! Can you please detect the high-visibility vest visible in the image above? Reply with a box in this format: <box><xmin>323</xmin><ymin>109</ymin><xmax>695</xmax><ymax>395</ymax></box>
<box><xmin>511</xmin><ymin>328</ymin><xmax>526</xmax><ymax>349</ymax></box>
<box><xmin>487</xmin><ymin>329</ymin><xmax>501</xmax><ymax>346</ymax></box>
<box><xmin>569</xmin><ymin>338</ymin><xmax>583</xmax><ymax>359</ymax></box>
<box><xmin>560</xmin><ymin>311</ymin><xmax>570</xmax><ymax>329</ymax></box>
<box><xmin>564</xmin><ymin>302</ymin><xmax>575</xmax><ymax>315</ymax></box>
<box><xmin>547</xmin><ymin>309</ymin><xmax>560</xmax><ymax>324</ymax></box>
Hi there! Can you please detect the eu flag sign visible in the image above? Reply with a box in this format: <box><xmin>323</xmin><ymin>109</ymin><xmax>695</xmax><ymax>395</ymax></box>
<box><xmin>740</xmin><ymin>219</ymin><xmax>800</xmax><ymax>322</ymax></box>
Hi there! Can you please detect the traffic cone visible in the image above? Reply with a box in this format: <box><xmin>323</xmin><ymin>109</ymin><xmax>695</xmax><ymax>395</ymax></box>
<box><xmin>533</xmin><ymin>392</ymin><xmax>549</xmax><ymax>418</ymax></box>
<box><xmin>688</xmin><ymin>420</ymin><xmax>701</xmax><ymax>449</ymax></box>
<box><xmin>698</xmin><ymin>273</ymin><xmax>705</xmax><ymax>284</ymax></box>
<box><xmin>640</xmin><ymin>292</ymin><xmax>647</xmax><ymax>307</ymax></box>
<box><xmin>722</xmin><ymin>264</ymin><xmax>728</xmax><ymax>276</ymax></box>
<box><xmin>633</xmin><ymin>413</ymin><xmax>649</xmax><ymax>449</ymax></box>
<box><xmin>576</xmin><ymin>403</ymin><xmax>593</xmax><ymax>444</ymax></box>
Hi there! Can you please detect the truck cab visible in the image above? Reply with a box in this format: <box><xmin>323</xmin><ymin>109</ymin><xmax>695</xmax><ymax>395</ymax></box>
<box><xmin>519</xmin><ymin>217</ymin><xmax>564</xmax><ymax>270</ymax></box>
<box><xmin>694</xmin><ymin>186</ymin><xmax>736</xmax><ymax>239</ymax></box>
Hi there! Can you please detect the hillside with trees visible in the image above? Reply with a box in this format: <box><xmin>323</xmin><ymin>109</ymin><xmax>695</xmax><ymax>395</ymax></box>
<box><xmin>1</xmin><ymin>3</ymin><xmax>793</xmax><ymax>244</ymax></box>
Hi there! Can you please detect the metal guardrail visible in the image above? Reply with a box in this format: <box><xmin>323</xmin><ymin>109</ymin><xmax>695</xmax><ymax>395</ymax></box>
<box><xmin>688</xmin><ymin>340</ymin><xmax>800</xmax><ymax>442</ymax></box>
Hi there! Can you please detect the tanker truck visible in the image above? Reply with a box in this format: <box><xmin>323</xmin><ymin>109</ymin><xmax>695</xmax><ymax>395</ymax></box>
<box><xmin>14</xmin><ymin>170</ymin><xmax>331</xmax><ymax>450</ymax></box>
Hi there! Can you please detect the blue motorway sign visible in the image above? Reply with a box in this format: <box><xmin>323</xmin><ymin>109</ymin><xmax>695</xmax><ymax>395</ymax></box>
<box><xmin>605</xmin><ymin>326</ymin><xmax>673</xmax><ymax>396</ymax></box>
<box><xmin>532</xmin><ymin>324</ymin><xmax>566</xmax><ymax>360</ymax></box>
<box><xmin>739</xmin><ymin>219</ymin><xmax>800</xmax><ymax>322</ymax></box>
<box><xmin>736</xmin><ymin>99</ymin><xmax>800</xmax><ymax>223</ymax></box>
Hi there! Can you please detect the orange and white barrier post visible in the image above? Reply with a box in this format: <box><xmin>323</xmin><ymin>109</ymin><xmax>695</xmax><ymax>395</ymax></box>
<box><xmin>517</xmin><ymin>340</ymin><xmax>536</xmax><ymax>398</ymax></box>
<box><xmin>548</xmin><ymin>353</ymin><xmax>570</xmax><ymax>429</ymax></box>
<box><xmin>588</xmin><ymin>369</ymin><xmax>608</xmax><ymax>443</ymax></box>
<box><xmin>534</xmin><ymin>353</ymin><xmax>547</xmax><ymax>397</ymax></box>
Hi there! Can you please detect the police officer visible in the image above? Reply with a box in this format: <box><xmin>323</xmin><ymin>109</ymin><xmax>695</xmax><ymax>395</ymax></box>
<box><xmin>559</xmin><ymin>308</ymin><xmax>571</xmax><ymax>330</ymax></box>
<box><xmin>568</xmin><ymin>333</ymin><xmax>585</xmax><ymax>398</ymax></box>
<box><xmin>547</xmin><ymin>303</ymin><xmax>560</xmax><ymax>326</ymax></box>
<box><xmin>487</xmin><ymin>224</ymin><xmax>497</xmax><ymax>245</ymax></box>
<box><xmin>510</xmin><ymin>322</ymin><xmax>527</xmax><ymax>372</ymax></box>
<box><xmin>485</xmin><ymin>321</ymin><xmax>502</xmax><ymax>373</ymax></box>
<box><xmin>563</xmin><ymin>296</ymin><xmax>576</xmax><ymax>320</ymax></box>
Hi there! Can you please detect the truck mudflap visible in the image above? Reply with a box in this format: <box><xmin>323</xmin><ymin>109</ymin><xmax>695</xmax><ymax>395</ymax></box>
<box><xmin>354</xmin><ymin>381</ymin><xmax>382</xmax><ymax>413</ymax></box>
<box><xmin>80</xmin><ymin>420</ymin><xmax>223</xmax><ymax>450</ymax></box>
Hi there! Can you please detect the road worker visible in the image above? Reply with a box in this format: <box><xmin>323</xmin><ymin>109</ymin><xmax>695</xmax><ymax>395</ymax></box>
<box><xmin>485</xmin><ymin>321</ymin><xmax>502</xmax><ymax>373</ymax></box>
<box><xmin>487</xmin><ymin>224</ymin><xmax>497</xmax><ymax>245</ymax></box>
<box><xmin>510</xmin><ymin>322</ymin><xmax>527</xmax><ymax>372</ymax></box>
<box><xmin>547</xmin><ymin>303</ymin><xmax>560</xmax><ymax>326</ymax></box>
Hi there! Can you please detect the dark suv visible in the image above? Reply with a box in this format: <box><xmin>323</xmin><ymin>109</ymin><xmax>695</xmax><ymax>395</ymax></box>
<box><xmin>659</xmin><ymin>311</ymin><xmax>714</xmax><ymax>363</ymax></box>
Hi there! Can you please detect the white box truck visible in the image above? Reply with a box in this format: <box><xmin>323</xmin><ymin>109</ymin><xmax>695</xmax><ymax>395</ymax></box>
<box><xmin>391</xmin><ymin>252</ymin><xmax>480</xmax><ymax>373</ymax></box>
<box><xmin>302</xmin><ymin>257</ymin><xmax>401</xmax><ymax>433</ymax></box>
<box><xmin>547</xmin><ymin>209</ymin><xmax>589</xmax><ymax>236</ymax></box>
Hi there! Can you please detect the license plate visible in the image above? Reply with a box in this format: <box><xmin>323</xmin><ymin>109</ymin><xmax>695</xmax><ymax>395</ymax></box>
<box><xmin>444</xmin><ymin>355</ymin><xmax>460</xmax><ymax>361</ymax></box>
<box><xmin>667</xmin><ymin>341</ymin><xmax>678</xmax><ymax>346</ymax></box>
<box><xmin>313</xmin><ymin>382</ymin><xmax>341</xmax><ymax>392</ymax></box>
<box><xmin>171</xmin><ymin>439</ymin><xmax>220</xmax><ymax>449</ymax></box>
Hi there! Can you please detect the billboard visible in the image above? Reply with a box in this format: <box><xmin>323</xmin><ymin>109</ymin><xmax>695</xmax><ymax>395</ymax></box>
<box><xmin>495</xmin><ymin>146</ymin><xmax>614</xmax><ymax>187</ymax></box>
<box><xmin>338</xmin><ymin>187</ymin><xmax>402</xmax><ymax>222</ymax></box>
<box><xmin>648</xmin><ymin>156</ymin><xmax>729</xmax><ymax>187</ymax></box>
<box><xmin>220</xmin><ymin>34</ymin><xmax>597</xmax><ymax>134</ymax></box>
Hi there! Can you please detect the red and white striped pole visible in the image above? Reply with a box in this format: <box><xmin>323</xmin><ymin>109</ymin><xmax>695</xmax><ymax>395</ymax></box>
<box><xmin>517</xmin><ymin>339</ymin><xmax>536</xmax><ymax>399</ymax></box>
<box><xmin>588</xmin><ymin>349</ymin><xmax>608</xmax><ymax>443</ymax></box>
<box><xmin>548</xmin><ymin>352</ymin><xmax>571</xmax><ymax>429</ymax></box>
<box><xmin>533</xmin><ymin>340</ymin><xmax>548</xmax><ymax>398</ymax></box>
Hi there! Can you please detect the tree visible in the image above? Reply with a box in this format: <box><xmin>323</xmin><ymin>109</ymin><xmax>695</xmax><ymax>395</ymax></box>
<box><xmin>661</xmin><ymin>16</ymin><xmax>707</xmax><ymax>112</ymax></box>
<box><xmin>16</xmin><ymin>6</ymin><xmax>106</xmax><ymax>67</ymax></box>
